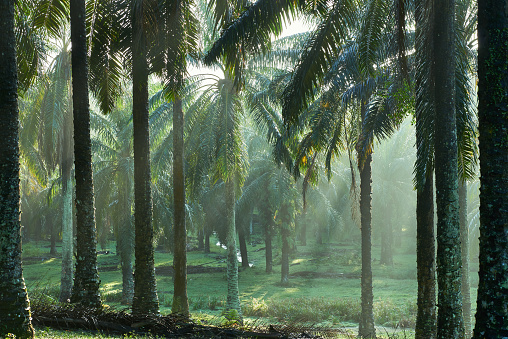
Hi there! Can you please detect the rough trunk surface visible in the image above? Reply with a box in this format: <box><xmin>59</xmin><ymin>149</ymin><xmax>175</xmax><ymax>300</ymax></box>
<box><xmin>281</xmin><ymin>228</ymin><xmax>290</xmax><ymax>285</ymax></box>
<box><xmin>433</xmin><ymin>0</ymin><xmax>464</xmax><ymax>337</ymax></box>
<box><xmin>359</xmin><ymin>106</ymin><xmax>375</xmax><ymax>339</ymax></box>
<box><xmin>473</xmin><ymin>0</ymin><xmax>508</xmax><ymax>336</ymax></box>
<box><xmin>415</xmin><ymin>174</ymin><xmax>437</xmax><ymax>338</ymax></box>
<box><xmin>459</xmin><ymin>181</ymin><xmax>471</xmax><ymax>338</ymax></box>
<box><xmin>172</xmin><ymin>99</ymin><xmax>189</xmax><ymax>316</ymax></box>
<box><xmin>131</xmin><ymin>1</ymin><xmax>159</xmax><ymax>316</ymax></box>
<box><xmin>0</xmin><ymin>1</ymin><xmax>35</xmax><ymax>336</ymax></box>
<box><xmin>69</xmin><ymin>0</ymin><xmax>101</xmax><ymax>308</ymax></box>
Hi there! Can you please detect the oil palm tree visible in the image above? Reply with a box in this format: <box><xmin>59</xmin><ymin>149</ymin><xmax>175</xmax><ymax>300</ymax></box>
<box><xmin>0</xmin><ymin>0</ymin><xmax>35</xmax><ymax>337</ymax></box>
<box><xmin>69</xmin><ymin>0</ymin><xmax>102</xmax><ymax>308</ymax></box>
<box><xmin>473</xmin><ymin>0</ymin><xmax>508</xmax><ymax>337</ymax></box>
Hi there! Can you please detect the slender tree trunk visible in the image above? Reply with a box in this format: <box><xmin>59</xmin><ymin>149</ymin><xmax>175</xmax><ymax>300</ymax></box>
<box><xmin>300</xmin><ymin>211</ymin><xmax>307</xmax><ymax>246</ymax></box>
<box><xmin>433</xmin><ymin>0</ymin><xmax>464</xmax><ymax>337</ymax></box>
<box><xmin>281</xmin><ymin>227</ymin><xmax>290</xmax><ymax>285</ymax></box>
<box><xmin>172</xmin><ymin>98</ymin><xmax>189</xmax><ymax>316</ymax></box>
<box><xmin>131</xmin><ymin>0</ymin><xmax>159</xmax><ymax>316</ymax></box>
<box><xmin>414</xmin><ymin>1</ymin><xmax>436</xmax><ymax>337</ymax></box>
<box><xmin>459</xmin><ymin>181</ymin><xmax>471</xmax><ymax>338</ymax></box>
<box><xmin>359</xmin><ymin>104</ymin><xmax>375</xmax><ymax>339</ymax></box>
<box><xmin>238</xmin><ymin>224</ymin><xmax>249</xmax><ymax>269</ymax></box>
<box><xmin>0</xmin><ymin>2</ymin><xmax>35</xmax><ymax>336</ymax></box>
<box><xmin>197</xmin><ymin>228</ymin><xmax>204</xmax><ymax>251</ymax></box>
<box><xmin>69</xmin><ymin>0</ymin><xmax>101</xmax><ymax>308</ymax></box>
<box><xmin>416</xmin><ymin>174</ymin><xmax>437</xmax><ymax>338</ymax></box>
<box><xmin>225</xmin><ymin>178</ymin><xmax>241</xmax><ymax>317</ymax></box>
<box><xmin>473</xmin><ymin>0</ymin><xmax>508</xmax><ymax>337</ymax></box>
<box><xmin>265</xmin><ymin>220</ymin><xmax>273</xmax><ymax>273</ymax></box>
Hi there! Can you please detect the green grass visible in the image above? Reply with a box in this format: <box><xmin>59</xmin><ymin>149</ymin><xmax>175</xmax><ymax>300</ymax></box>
<box><xmin>21</xmin><ymin>237</ymin><xmax>478</xmax><ymax>338</ymax></box>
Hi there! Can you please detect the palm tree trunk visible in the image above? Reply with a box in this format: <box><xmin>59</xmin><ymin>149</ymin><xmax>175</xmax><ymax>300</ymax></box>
<box><xmin>359</xmin><ymin>104</ymin><xmax>375</xmax><ymax>339</ymax></box>
<box><xmin>0</xmin><ymin>2</ymin><xmax>35</xmax><ymax>336</ymax></box>
<box><xmin>414</xmin><ymin>0</ymin><xmax>436</xmax><ymax>337</ymax></box>
<box><xmin>225</xmin><ymin>178</ymin><xmax>241</xmax><ymax>317</ymax></box>
<box><xmin>172</xmin><ymin>98</ymin><xmax>189</xmax><ymax>316</ymax></box>
<box><xmin>416</xmin><ymin>174</ymin><xmax>437</xmax><ymax>338</ymax></box>
<box><xmin>433</xmin><ymin>0</ymin><xmax>464</xmax><ymax>337</ymax></box>
<box><xmin>459</xmin><ymin>181</ymin><xmax>471</xmax><ymax>338</ymax></box>
<box><xmin>238</xmin><ymin>224</ymin><xmax>249</xmax><ymax>269</ymax></box>
<box><xmin>131</xmin><ymin>0</ymin><xmax>159</xmax><ymax>316</ymax></box>
<box><xmin>473</xmin><ymin>1</ymin><xmax>508</xmax><ymax>337</ymax></box>
<box><xmin>69</xmin><ymin>0</ymin><xmax>101</xmax><ymax>308</ymax></box>
<box><xmin>204</xmin><ymin>225</ymin><xmax>211</xmax><ymax>253</ymax></box>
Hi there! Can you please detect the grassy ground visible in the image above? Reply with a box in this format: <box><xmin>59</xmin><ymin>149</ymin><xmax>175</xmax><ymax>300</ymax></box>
<box><xmin>22</xmin><ymin>236</ymin><xmax>478</xmax><ymax>338</ymax></box>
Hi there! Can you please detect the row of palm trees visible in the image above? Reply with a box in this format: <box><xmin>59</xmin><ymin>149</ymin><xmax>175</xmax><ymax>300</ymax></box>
<box><xmin>1</xmin><ymin>1</ymin><xmax>506</xmax><ymax>339</ymax></box>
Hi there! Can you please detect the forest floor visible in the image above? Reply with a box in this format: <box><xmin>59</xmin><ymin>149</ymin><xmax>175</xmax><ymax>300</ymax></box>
<box><xmin>22</xmin><ymin>235</ymin><xmax>479</xmax><ymax>338</ymax></box>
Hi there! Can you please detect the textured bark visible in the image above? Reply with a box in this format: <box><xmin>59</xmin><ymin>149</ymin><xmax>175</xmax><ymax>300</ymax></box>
<box><xmin>172</xmin><ymin>98</ymin><xmax>189</xmax><ymax>316</ymax></box>
<box><xmin>197</xmin><ymin>229</ymin><xmax>204</xmax><ymax>251</ymax></box>
<box><xmin>131</xmin><ymin>0</ymin><xmax>159</xmax><ymax>316</ymax></box>
<box><xmin>238</xmin><ymin>225</ymin><xmax>249</xmax><ymax>269</ymax></box>
<box><xmin>473</xmin><ymin>0</ymin><xmax>508</xmax><ymax>336</ymax></box>
<box><xmin>359</xmin><ymin>106</ymin><xmax>375</xmax><ymax>339</ymax></box>
<box><xmin>459</xmin><ymin>181</ymin><xmax>471</xmax><ymax>338</ymax></box>
<box><xmin>0</xmin><ymin>2</ymin><xmax>35</xmax><ymax>336</ymax></box>
<box><xmin>433</xmin><ymin>0</ymin><xmax>464</xmax><ymax>337</ymax></box>
<box><xmin>225</xmin><ymin>178</ymin><xmax>241</xmax><ymax>317</ymax></box>
<box><xmin>414</xmin><ymin>1</ymin><xmax>436</xmax><ymax>336</ymax></box>
<box><xmin>415</xmin><ymin>174</ymin><xmax>437</xmax><ymax>339</ymax></box>
<box><xmin>69</xmin><ymin>0</ymin><xmax>101</xmax><ymax>308</ymax></box>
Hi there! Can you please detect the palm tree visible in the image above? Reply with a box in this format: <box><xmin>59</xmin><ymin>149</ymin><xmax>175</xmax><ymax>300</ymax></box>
<box><xmin>432</xmin><ymin>1</ymin><xmax>464</xmax><ymax>337</ymax></box>
<box><xmin>473</xmin><ymin>0</ymin><xmax>508</xmax><ymax>337</ymax></box>
<box><xmin>69</xmin><ymin>0</ymin><xmax>101</xmax><ymax>308</ymax></box>
<box><xmin>0</xmin><ymin>0</ymin><xmax>35</xmax><ymax>337</ymax></box>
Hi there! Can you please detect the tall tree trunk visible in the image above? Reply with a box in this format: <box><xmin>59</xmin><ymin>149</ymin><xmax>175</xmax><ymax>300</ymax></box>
<box><xmin>416</xmin><ymin>174</ymin><xmax>437</xmax><ymax>338</ymax></box>
<box><xmin>433</xmin><ymin>0</ymin><xmax>464</xmax><ymax>337</ymax></box>
<box><xmin>0</xmin><ymin>2</ymin><xmax>35</xmax><ymax>336</ymax></box>
<box><xmin>225</xmin><ymin>178</ymin><xmax>241</xmax><ymax>318</ymax></box>
<box><xmin>359</xmin><ymin>104</ymin><xmax>375</xmax><ymax>339</ymax></box>
<box><xmin>238</xmin><ymin>224</ymin><xmax>249</xmax><ymax>269</ymax></box>
<box><xmin>414</xmin><ymin>0</ymin><xmax>436</xmax><ymax>337</ymax></box>
<box><xmin>172</xmin><ymin>98</ymin><xmax>189</xmax><ymax>316</ymax></box>
<box><xmin>473</xmin><ymin>0</ymin><xmax>508</xmax><ymax>337</ymax></box>
<box><xmin>69</xmin><ymin>0</ymin><xmax>101</xmax><ymax>308</ymax></box>
<box><xmin>197</xmin><ymin>228</ymin><xmax>204</xmax><ymax>251</ymax></box>
<box><xmin>459</xmin><ymin>181</ymin><xmax>471</xmax><ymax>338</ymax></box>
<box><xmin>131</xmin><ymin>0</ymin><xmax>159</xmax><ymax>316</ymax></box>
<box><xmin>59</xmin><ymin>103</ymin><xmax>74</xmax><ymax>303</ymax></box>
